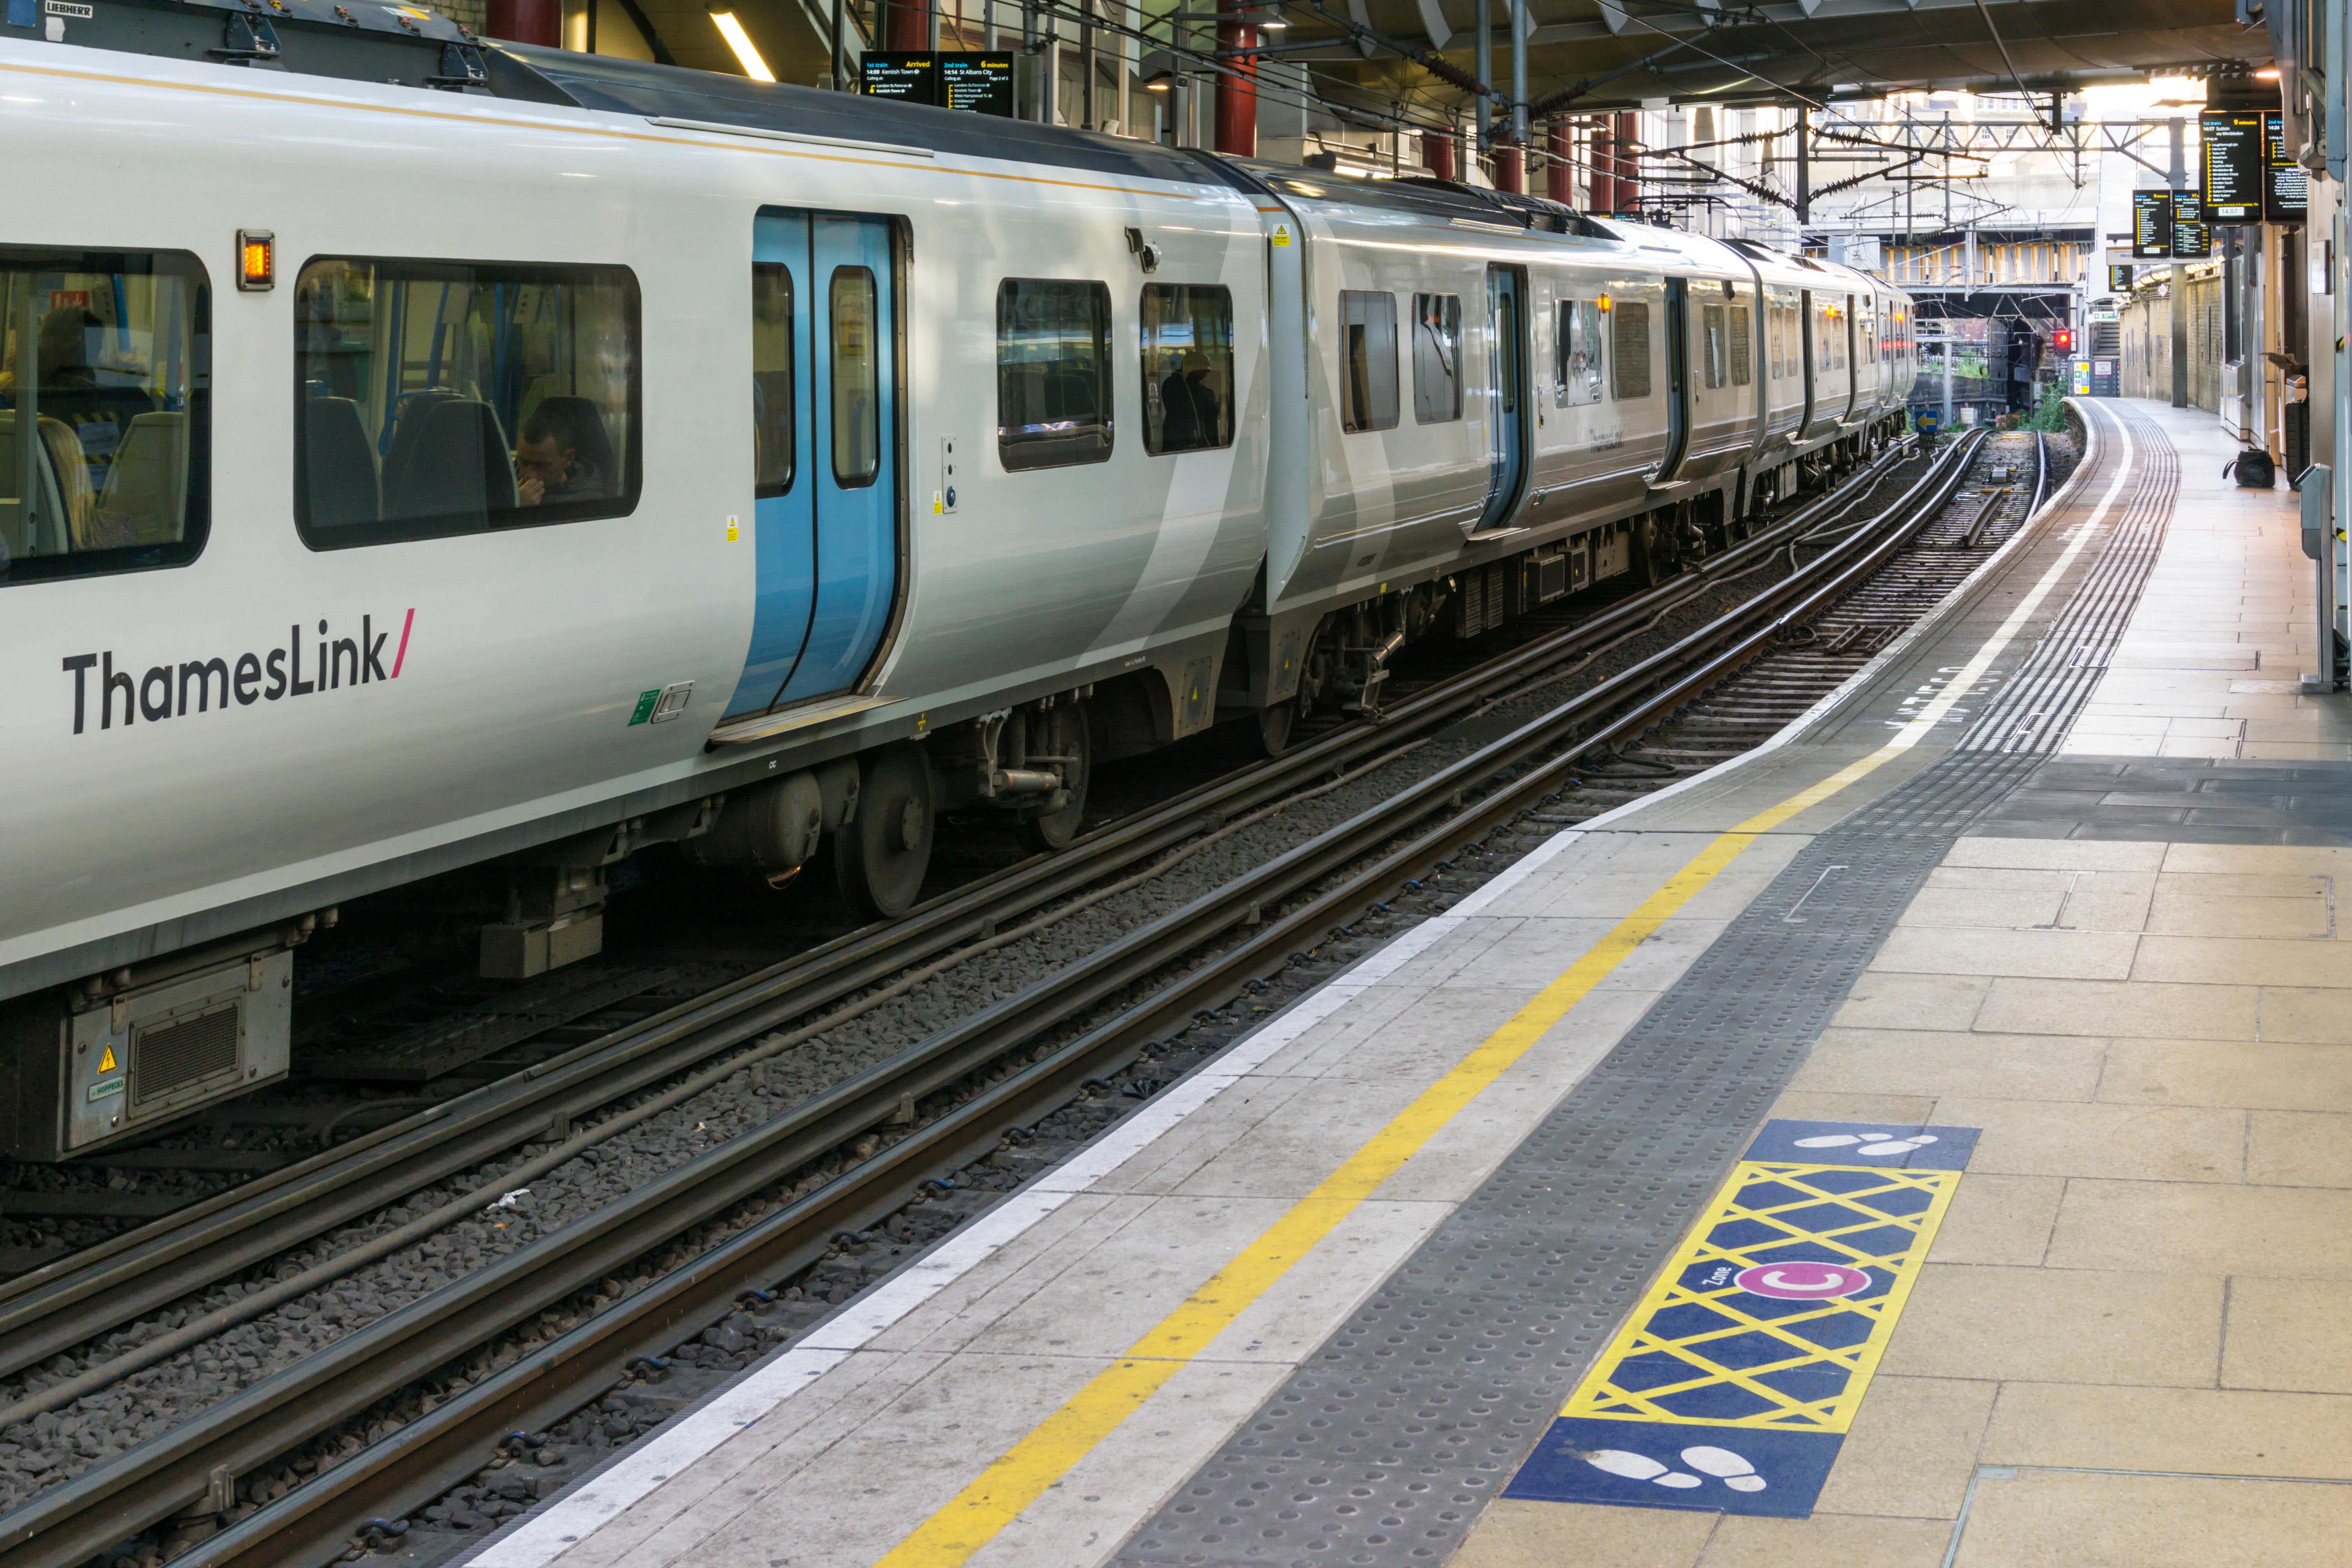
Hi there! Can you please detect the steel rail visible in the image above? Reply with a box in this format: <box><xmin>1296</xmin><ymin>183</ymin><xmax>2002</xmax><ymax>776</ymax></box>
<box><xmin>0</xmin><ymin>431</ymin><xmax>1975</xmax><ymax>1568</ymax></box>
<box><xmin>0</xmin><ymin>441</ymin><xmax>1918</xmax><ymax>1389</ymax></box>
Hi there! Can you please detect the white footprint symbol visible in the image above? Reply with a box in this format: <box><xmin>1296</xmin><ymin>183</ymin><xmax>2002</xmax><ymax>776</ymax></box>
<box><xmin>1795</xmin><ymin>1131</ymin><xmax>1939</xmax><ymax>1156</ymax></box>
<box><xmin>1584</xmin><ymin>1450</ymin><xmax>1701</xmax><ymax>1488</ymax></box>
<box><xmin>1681</xmin><ymin>1445</ymin><xmax>1768</xmax><ymax>1493</ymax></box>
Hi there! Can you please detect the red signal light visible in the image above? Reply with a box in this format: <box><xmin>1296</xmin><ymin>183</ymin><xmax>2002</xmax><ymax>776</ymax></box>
<box><xmin>2053</xmin><ymin>328</ymin><xmax>2074</xmax><ymax>352</ymax></box>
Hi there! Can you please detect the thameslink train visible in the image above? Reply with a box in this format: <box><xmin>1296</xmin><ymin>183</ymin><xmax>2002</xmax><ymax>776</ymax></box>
<box><xmin>0</xmin><ymin>7</ymin><xmax>1913</xmax><ymax>1160</ymax></box>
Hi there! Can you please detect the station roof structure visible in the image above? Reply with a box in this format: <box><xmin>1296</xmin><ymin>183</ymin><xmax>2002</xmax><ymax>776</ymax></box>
<box><xmin>508</xmin><ymin>0</ymin><xmax>2266</xmax><ymax>123</ymax></box>
<box><xmin>1273</xmin><ymin>0</ymin><xmax>2263</xmax><ymax>114</ymax></box>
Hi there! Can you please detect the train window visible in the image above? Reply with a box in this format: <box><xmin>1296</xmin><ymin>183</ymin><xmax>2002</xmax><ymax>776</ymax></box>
<box><xmin>0</xmin><ymin>246</ymin><xmax>209</xmax><ymax>586</ymax></box>
<box><xmin>1410</xmin><ymin>293</ymin><xmax>1461</xmax><ymax>424</ymax></box>
<box><xmin>998</xmin><ymin>278</ymin><xmax>1112</xmax><ymax>470</ymax></box>
<box><xmin>753</xmin><ymin>263</ymin><xmax>794</xmax><ymax>497</ymax></box>
<box><xmin>1729</xmin><ymin>305</ymin><xmax>1752</xmax><ymax>386</ymax></box>
<box><xmin>1141</xmin><ymin>283</ymin><xmax>1235</xmax><ymax>454</ymax></box>
<box><xmin>1610</xmin><ymin>300</ymin><xmax>1651</xmax><ymax>401</ymax></box>
<box><xmin>293</xmin><ymin>258</ymin><xmax>639</xmax><ymax>549</ymax></box>
<box><xmin>830</xmin><ymin>267</ymin><xmax>880</xmax><ymax>487</ymax></box>
<box><xmin>1555</xmin><ymin>300</ymin><xmax>1603</xmax><ymax>407</ymax></box>
<box><xmin>1701</xmin><ymin>304</ymin><xmax>1727</xmax><ymax>390</ymax></box>
<box><xmin>1339</xmin><ymin>290</ymin><xmax>1399</xmax><ymax>433</ymax></box>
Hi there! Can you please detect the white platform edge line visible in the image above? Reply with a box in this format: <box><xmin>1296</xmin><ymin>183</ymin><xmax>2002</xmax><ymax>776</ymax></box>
<box><xmin>463</xmin><ymin>826</ymin><xmax>1599</xmax><ymax>1568</ymax></box>
<box><xmin>1763</xmin><ymin>404</ymin><xmax>2115</xmax><ymax>756</ymax></box>
<box><xmin>465</xmin><ymin>417</ymin><xmax>2141</xmax><ymax>1566</ymax></box>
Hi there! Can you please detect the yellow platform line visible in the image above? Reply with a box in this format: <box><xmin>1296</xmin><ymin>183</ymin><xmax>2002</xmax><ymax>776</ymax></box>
<box><xmin>877</xmin><ymin>809</ymin><xmax>1896</xmax><ymax>1563</ymax></box>
<box><xmin>871</xmin><ymin>415</ymin><xmax>2140</xmax><ymax>1566</ymax></box>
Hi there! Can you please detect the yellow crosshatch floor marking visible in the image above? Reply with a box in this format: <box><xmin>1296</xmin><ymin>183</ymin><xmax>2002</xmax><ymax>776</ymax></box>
<box><xmin>1560</xmin><ymin>1160</ymin><xmax>1961</xmax><ymax>1434</ymax></box>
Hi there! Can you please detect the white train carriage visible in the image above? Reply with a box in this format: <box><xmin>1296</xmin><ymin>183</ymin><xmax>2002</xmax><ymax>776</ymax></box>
<box><xmin>0</xmin><ymin>14</ymin><xmax>1911</xmax><ymax>1160</ymax></box>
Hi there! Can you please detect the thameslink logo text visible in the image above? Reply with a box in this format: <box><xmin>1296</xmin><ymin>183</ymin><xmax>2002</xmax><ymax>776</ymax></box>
<box><xmin>60</xmin><ymin>610</ymin><xmax>415</xmax><ymax>735</ymax></box>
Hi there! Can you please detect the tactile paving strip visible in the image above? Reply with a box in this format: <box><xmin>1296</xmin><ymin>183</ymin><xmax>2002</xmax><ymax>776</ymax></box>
<box><xmin>1956</xmin><ymin>404</ymin><xmax>2180</xmax><ymax>755</ymax></box>
<box><xmin>1112</xmin><ymin>752</ymin><xmax>2021</xmax><ymax>1568</ymax></box>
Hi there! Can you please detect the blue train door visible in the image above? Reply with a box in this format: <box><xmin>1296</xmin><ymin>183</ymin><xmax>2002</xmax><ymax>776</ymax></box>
<box><xmin>728</xmin><ymin>208</ymin><xmax>900</xmax><ymax>717</ymax></box>
<box><xmin>1660</xmin><ymin>276</ymin><xmax>1691</xmax><ymax>479</ymax></box>
<box><xmin>1480</xmin><ymin>266</ymin><xmax>1526</xmax><ymax>529</ymax></box>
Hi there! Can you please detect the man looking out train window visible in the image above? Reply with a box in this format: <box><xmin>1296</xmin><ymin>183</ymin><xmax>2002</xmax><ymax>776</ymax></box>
<box><xmin>514</xmin><ymin>407</ymin><xmax>603</xmax><ymax>507</ymax></box>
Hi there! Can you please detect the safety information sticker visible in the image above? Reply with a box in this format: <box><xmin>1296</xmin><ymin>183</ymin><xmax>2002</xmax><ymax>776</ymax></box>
<box><xmin>1504</xmin><ymin>1118</ymin><xmax>1979</xmax><ymax>1519</ymax></box>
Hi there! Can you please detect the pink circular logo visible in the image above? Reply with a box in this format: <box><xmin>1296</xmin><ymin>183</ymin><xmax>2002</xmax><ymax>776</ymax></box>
<box><xmin>1733</xmin><ymin>1263</ymin><xmax>1872</xmax><ymax>1300</ymax></box>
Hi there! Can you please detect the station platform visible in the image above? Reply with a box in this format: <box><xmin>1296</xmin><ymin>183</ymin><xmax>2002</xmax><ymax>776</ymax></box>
<box><xmin>464</xmin><ymin>397</ymin><xmax>2352</xmax><ymax>1568</ymax></box>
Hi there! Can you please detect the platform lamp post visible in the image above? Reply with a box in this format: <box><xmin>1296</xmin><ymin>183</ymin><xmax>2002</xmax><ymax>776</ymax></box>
<box><xmin>2169</xmin><ymin>116</ymin><xmax>2189</xmax><ymax>409</ymax></box>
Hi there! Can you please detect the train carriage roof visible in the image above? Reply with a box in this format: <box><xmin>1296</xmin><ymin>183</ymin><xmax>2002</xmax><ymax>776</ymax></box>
<box><xmin>491</xmin><ymin>43</ymin><xmax>1234</xmax><ymax>187</ymax></box>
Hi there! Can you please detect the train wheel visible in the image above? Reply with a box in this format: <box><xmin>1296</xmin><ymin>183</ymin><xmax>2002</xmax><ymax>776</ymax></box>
<box><xmin>1252</xmin><ymin>697</ymin><xmax>1299</xmax><ymax>758</ymax></box>
<box><xmin>1020</xmin><ymin>705</ymin><xmax>1092</xmax><ymax>853</ymax></box>
<box><xmin>1631</xmin><ymin>516</ymin><xmax>1673</xmax><ymax>587</ymax></box>
<box><xmin>834</xmin><ymin>742</ymin><xmax>935</xmax><ymax>920</ymax></box>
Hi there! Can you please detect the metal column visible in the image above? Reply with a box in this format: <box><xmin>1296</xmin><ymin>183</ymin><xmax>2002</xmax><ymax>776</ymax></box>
<box><xmin>2170</xmin><ymin>116</ymin><xmax>2189</xmax><ymax>409</ymax></box>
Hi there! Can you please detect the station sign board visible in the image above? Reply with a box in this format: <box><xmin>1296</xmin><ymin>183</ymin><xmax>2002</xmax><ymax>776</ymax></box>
<box><xmin>2108</xmin><ymin>263</ymin><xmax>2134</xmax><ymax>291</ymax></box>
<box><xmin>2131</xmin><ymin>190</ymin><xmax>2174</xmax><ymax>258</ymax></box>
<box><xmin>2202</xmin><ymin>109</ymin><xmax>2264</xmax><ymax>223</ymax></box>
<box><xmin>860</xmin><ymin>51</ymin><xmax>1016</xmax><ymax>116</ymax></box>
<box><xmin>2265</xmin><ymin>111</ymin><xmax>2309</xmax><ymax>221</ymax></box>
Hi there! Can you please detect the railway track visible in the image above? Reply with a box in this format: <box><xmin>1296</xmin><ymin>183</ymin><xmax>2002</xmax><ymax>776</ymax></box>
<box><xmin>0</xmin><ymin>430</ymin><xmax>2025</xmax><ymax>1568</ymax></box>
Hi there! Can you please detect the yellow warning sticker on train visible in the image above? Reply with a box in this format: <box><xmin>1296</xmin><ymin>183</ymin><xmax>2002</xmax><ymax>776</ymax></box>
<box><xmin>726</xmin><ymin>515</ymin><xmax>740</xmax><ymax>542</ymax></box>
<box><xmin>1272</xmin><ymin>226</ymin><xmax>1292</xmax><ymax>247</ymax></box>
<box><xmin>97</xmin><ymin>1044</ymin><xmax>115</xmax><ymax>1073</ymax></box>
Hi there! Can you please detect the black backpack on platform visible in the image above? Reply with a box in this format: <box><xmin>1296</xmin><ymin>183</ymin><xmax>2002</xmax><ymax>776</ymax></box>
<box><xmin>2226</xmin><ymin>447</ymin><xmax>2276</xmax><ymax>488</ymax></box>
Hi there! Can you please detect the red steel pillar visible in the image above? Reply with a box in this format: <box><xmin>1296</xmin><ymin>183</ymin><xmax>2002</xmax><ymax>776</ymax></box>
<box><xmin>1612</xmin><ymin>109</ymin><xmax>1639</xmax><ymax>212</ymax></box>
<box><xmin>886</xmin><ymin>0</ymin><xmax>928</xmax><ymax>49</ymax></box>
<box><xmin>1493</xmin><ymin>143</ymin><xmax>1523</xmax><ymax>194</ymax></box>
<box><xmin>1214</xmin><ymin>15</ymin><xmax>1258</xmax><ymax>157</ymax></box>
<box><xmin>1588</xmin><ymin>116</ymin><xmax>1613</xmax><ymax>212</ymax></box>
<box><xmin>486</xmin><ymin>0</ymin><xmax>559</xmax><ymax>44</ymax></box>
<box><xmin>1546</xmin><ymin>122</ymin><xmax>1575</xmax><ymax>203</ymax></box>
<box><xmin>1423</xmin><ymin>130</ymin><xmax>1457</xmax><ymax>181</ymax></box>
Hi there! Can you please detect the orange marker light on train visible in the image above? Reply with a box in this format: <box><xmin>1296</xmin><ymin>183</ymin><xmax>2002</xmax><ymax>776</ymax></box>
<box><xmin>237</xmin><ymin>230</ymin><xmax>275</xmax><ymax>291</ymax></box>
<box><xmin>1597</xmin><ymin>294</ymin><xmax>1612</xmax><ymax>313</ymax></box>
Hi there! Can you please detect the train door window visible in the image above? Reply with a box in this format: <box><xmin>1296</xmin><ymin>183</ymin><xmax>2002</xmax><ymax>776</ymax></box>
<box><xmin>1141</xmin><ymin>283</ymin><xmax>1235</xmax><ymax>453</ymax></box>
<box><xmin>1</xmin><ymin>246</ymin><xmax>209</xmax><ymax>586</ymax></box>
<box><xmin>1556</xmin><ymin>299</ymin><xmax>1603</xmax><ymax>406</ymax></box>
<box><xmin>753</xmin><ymin>262</ymin><xmax>793</xmax><ymax>495</ymax></box>
<box><xmin>1339</xmin><ymin>289</ymin><xmax>1398</xmax><ymax>432</ymax></box>
<box><xmin>1701</xmin><ymin>303</ymin><xmax>1727</xmax><ymax>390</ymax></box>
<box><xmin>997</xmin><ymin>278</ymin><xmax>1112</xmax><ymax>470</ymax></box>
<box><xmin>829</xmin><ymin>267</ymin><xmax>880</xmax><ymax>486</ymax></box>
<box><xmin>1766</xmin><ymin>299</ymin><xmax>1787</xmax><ymax>379</ymax></box>
<box><xmin>1610</xmin><ymin>299</ymin><xmax>1651</xmax><ymax>400</ymax></box>
<box><xmin>293</xmin><ymin>257</ymin><xmax>640</xmax><ymax>548</ymax></box>
<box><xmin>1410</xmin><ymin>292</ymin><xmax>1461</xmax><ymax>423</ymax></box>
<box><xmin>1494</xmin><ymin>289</ymin><xmax>1519</xmax><ymax>416</ymax></box>
<box><xmin>1729</xmin><ymin>303</ymin><xmax>1752</xmax><ymax>386</ymax></box>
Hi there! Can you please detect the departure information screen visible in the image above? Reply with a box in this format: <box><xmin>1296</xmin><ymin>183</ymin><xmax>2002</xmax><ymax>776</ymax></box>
<box><xmin>860</xmin><ymin>51</ymin><xmax>1016</xmax><ymax>115</ymax></box>
<box><xmin>2132</xmin><ymin>190</ymin><xmax>2174</xmax><ymax>258</ymax></box>
<box><xmin>2266</xmin><ymin>112</ymin><xmax>2310</xmax><ymax>220</ymax></box>
<box><xmin>939</xmin><ymin>53</ymin><xmax>1015</xmax><ymax>114</ymax></box>
<box><xmin>2202</xmin><ymin>109</ymin><xmax>2264</xmax><ymax>222</ymax></box>
<box><xmin>859</xmin><ymin>52</ymin><xmax>935</xmax><ymax>102</ymax></box>
<box><xmin>2171</xmin><ymin>193</ymin><xmax>2211</xmax><ymax>259</ymax></box>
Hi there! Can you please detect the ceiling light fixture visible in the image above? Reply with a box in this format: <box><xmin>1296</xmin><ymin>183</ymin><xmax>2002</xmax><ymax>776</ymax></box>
<box><xmin>709</xmin><ymin>7</ymin><xmax>776</xmax><ymax>82</ymax></box>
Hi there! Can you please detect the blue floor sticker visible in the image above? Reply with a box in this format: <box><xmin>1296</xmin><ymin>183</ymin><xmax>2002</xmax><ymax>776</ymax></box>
<box><xmin>1504</xmin><ymin>1416</ymin><xmax>1844</xmax><ymax>1519</ymax></box>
